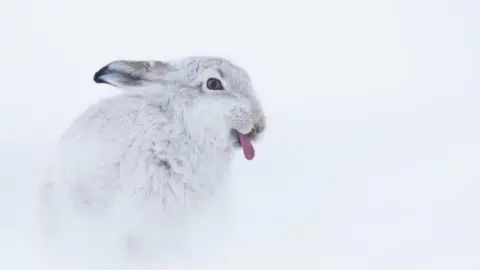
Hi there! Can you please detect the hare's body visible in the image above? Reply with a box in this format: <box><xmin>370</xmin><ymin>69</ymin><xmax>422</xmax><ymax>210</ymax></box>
<box><xmin>38</xmin><ymin>57</ymin><xmax>266</xmax><ymax>262</ymax></box>
<box><xmin>56</xmin><ymin>90</ymin><xmax>235</xmax><ymax>213</ymax></box>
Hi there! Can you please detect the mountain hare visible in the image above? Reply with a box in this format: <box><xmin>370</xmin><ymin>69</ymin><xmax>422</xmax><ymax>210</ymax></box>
<box><xmin>38</xmin><ymin>56</ymin><xmax>267</xmax><ymax>263</ymax></box>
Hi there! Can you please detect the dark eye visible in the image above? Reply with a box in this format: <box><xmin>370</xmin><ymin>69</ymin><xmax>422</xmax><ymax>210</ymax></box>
<box><xmin>206</xmin><ymin>78</ymin><xmax>224</xmax><ymax>90</ymax></box>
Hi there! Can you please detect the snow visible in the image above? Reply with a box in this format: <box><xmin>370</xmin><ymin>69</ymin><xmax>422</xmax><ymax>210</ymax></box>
<box><xmin>1</xmin><ymin>0</ymin><xmax>479</xmax><ymax>269</ymax></box>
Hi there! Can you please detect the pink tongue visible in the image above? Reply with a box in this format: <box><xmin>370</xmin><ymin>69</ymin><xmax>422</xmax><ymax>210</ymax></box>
<box><xmin>236</xmin><ymin>132</ymin><xmax>255</xmax><ymax>160</ymax></box>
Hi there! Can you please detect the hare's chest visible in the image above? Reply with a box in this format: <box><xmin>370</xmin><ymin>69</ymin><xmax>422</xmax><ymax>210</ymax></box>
<box><xmin>124</xmin><ymin>126</ymin><xmax>233</xmax><ymax>209</ymax></box>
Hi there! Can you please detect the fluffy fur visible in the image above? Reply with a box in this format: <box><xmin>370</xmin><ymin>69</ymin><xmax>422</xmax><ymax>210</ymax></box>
<box><xmin>37</xmin><ymin>56</ymin><xmax>266</xmax><ymax>263</ymax></box>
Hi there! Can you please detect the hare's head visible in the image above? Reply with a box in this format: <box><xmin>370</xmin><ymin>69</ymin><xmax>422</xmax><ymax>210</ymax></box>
<box><xmin>93</xmin><ymin>56</ymin><xmax>266</xmax><ymax>160</ymax></box>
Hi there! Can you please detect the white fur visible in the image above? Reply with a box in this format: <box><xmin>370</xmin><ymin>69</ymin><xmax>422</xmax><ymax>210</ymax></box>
<box><xmin>37</xmin><ymin>56</ymin><xmax>266</xmax><ymax>264</ymax></box>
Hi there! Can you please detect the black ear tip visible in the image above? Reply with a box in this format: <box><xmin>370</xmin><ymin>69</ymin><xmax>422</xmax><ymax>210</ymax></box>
<box><xmin>93</xmin><ymin>65</ymin><xmax>110</xmax><ymax>83</ymax></box>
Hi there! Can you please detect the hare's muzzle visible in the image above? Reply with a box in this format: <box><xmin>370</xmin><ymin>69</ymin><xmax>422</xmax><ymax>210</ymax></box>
<box><xmin>231</xmin><ymin>118</ymin><xmax>266</xmax><ymax>161</ymax></box>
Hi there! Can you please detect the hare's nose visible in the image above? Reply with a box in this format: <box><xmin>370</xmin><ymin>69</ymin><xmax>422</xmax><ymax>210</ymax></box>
<box><xmin>254</xmin><ymin>123</ymin><xmax>265</xmax><ymax>135</ymax></box>
<box><xmin>254</xmin><ymin>114</ymin><xmax>266</xmax><ymax>135</ymax></box>
<box><xmin>248</xmin><ymin>121</ymin><xmax>266</xmax><ymax>140</ymax></box>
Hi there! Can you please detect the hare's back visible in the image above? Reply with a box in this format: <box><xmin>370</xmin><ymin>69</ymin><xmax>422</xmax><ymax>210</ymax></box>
<box><xmin>56</xmin><ymin>94</ymin><xmax>172</xmax><ymax>178</ymax></box>
<box><xmin>62</xmin><ymin>94</ymin><xmax>170</xmax><ymax>143</ymax></box>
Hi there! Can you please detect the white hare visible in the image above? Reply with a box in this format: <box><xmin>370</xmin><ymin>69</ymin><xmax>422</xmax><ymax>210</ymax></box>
<box><xmin>37</xmin><ymin>56</ymin><xmax>266</xmax><ymax>264</ymax></box>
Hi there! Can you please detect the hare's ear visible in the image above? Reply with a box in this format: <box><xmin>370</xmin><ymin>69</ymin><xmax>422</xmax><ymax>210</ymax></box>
<box><xmin>93</xmin><ymin>60</ymin><xmax>170</xmax><ymax>88</ymax></box>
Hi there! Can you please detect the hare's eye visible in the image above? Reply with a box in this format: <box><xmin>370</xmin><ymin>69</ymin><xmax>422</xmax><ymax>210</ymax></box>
<box><xmin>206</xmin><ymin>78</ymin><xmax>224</xmax><ymax>90</ymax></box>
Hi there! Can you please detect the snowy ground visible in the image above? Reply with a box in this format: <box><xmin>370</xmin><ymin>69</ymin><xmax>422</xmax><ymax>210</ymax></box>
<box><xmin>1</xmin><ymin>0</ymin><xmax>479</xmax><ymax>269</ymax></box>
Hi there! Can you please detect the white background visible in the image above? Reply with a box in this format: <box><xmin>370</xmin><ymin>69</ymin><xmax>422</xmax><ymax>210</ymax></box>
<box><xmin>1</xmin><ymin>0</ymin><xmax>479</xmax><ymax>269</ymax></box>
